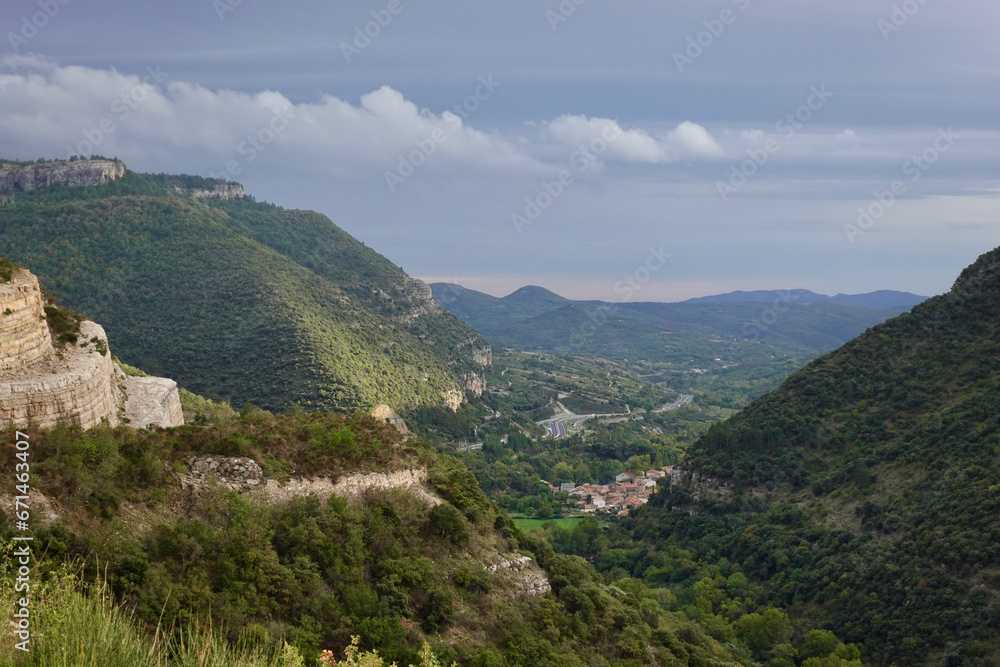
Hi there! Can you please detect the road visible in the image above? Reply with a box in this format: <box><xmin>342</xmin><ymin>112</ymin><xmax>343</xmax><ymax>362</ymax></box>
<box><xmin>545</xmin><ymin>417</ymin><xmax>574</xmax><ymax>439</ymax></box>
<box><xmin>539</xmin><ymin>405</ymin><xmax>631</xmax><ymax>440</ymax></box>
<box><xmin>655</xmin><ymin>394</ymin><xmax>694</xmax><ymax>413</ymax></box>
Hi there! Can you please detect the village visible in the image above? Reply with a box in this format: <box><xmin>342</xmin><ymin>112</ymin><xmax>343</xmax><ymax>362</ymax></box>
<box><xmin>546</xmin><ymin>466</ymin><xmax>675</xmax><ymax>516</ymax></box>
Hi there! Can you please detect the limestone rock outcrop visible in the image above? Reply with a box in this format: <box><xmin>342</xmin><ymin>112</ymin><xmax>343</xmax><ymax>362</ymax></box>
<box><xmin>179</xmin><ymin>183</ymin><xmax>245</xmax><ymax>200</ymax></box>
<box><xmin>0</xmin><ymin>270</ymin><xmax>54</xmax><ymax>371</ymax></box>
<box><xmin>668</xmin><ymin>465</ymin><xmax>735</xmax><ymax>503</ymax></box>
<box><xmin>371</xmin><ymin>404</ymin><xmax>410</xmax><ymax>433</ymax></box>
<box><xmin>255</xmin><ymin>467</ymin><xmax>443</xmax><ymax>508</ymax></box>
<box><xmin>488</xmin><ymin>554</ymin><xmax>552</xmax><ymax>596</ymax></box>
<box><xmin>0</xmin><ymin>159</ymin><xmax>125</xmax><ymax>193</ymax></box>
<box><xmin>0</xmin><ymin>268</ymin><xmax>183</xmax><ymax>430</ymax></box>
<box><xmin>1</xmin><ymin>317</ymin><xmax>123</xmax><ymax>430</ymax></box>
<box><xmin>123</xmin><ymin>376</ymin><xmax>185</xmax><ymax>429</ymax></box>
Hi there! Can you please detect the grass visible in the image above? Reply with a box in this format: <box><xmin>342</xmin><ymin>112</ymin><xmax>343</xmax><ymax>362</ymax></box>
<box><xmin>511</xmin><ymin>516</ymin><xmax>585</xmax><ymax>532</ymax></box>
<box><xmin>0</xmin><ymin>557</ymin><xmax>303</xmax><ymax>667</ymax></box>
<box><xmin>0</xmin><ymin>552</ymin><xmax>453</xmax><ymax>667</ymax></box>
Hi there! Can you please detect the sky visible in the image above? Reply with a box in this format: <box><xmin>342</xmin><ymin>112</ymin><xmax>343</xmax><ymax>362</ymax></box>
<box><xmin>1</xmin><ymin>0</ymin><xmax>998</xmax><ymax>302</ymax></box>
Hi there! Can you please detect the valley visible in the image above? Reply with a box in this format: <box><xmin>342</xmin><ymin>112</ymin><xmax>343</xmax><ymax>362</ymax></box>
<box><xmin>0</xmin><ymin>160</ymin><xmax>994</xmax><ymax>667</ymax></box>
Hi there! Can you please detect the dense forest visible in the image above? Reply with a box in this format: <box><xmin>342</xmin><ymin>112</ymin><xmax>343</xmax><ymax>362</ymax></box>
<box><xmin>599</xmin><ymin>246</ymin><xmax>1000</xmax><ymax>665</ymax></box>
<box><xmin>0</xmin><ymin>170</ymin><xmax>487</xmax><ymax>413</ymax></box>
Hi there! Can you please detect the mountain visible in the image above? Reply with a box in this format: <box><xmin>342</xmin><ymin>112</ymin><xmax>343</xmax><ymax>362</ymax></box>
<box><xmin>684</xmin><ymin>288</ymin><xmax>927</xmax><ymax>309</ymax></box>
<box><xmin>0</xmin><ymin>159</ymin><xmax>491</xmax><ymax>413</ymax></box>
<box><xmin>431</xmin><ymin>283</ymin><xmax>570</xmax><ymax>328</ymax></box>
<box><xmin>623</xmin><ymin>246</ymin><xmax>1000</xmax><ymax>665</ymax></box>
<box><xmin>827</xmin><ymin>289</ymin><xmax>928</xmax><ymax>309</ymax></box>
<box><xmin>432</xmin><ymin>282</ymin><xmax>914</xmax><ymax>366</ymax></box>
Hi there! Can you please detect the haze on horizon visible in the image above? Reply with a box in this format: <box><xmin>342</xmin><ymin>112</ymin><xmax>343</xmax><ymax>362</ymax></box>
<box><xmin>1</xmin><ymin>0</ymin><xmax>998</xmax><ymax>301</ymax></box>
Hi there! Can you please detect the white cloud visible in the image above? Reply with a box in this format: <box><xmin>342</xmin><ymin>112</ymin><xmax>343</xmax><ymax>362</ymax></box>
<box><xmin>545</xmin><ymin>115</ymin><xmax>726</xmax><ymax>164</ymax></box>
<box><xmin>0</xmin><ymin>56</ymin><xmax>545</xmax><ymax>179</ymax></box>
<box><xmin>666</xmin><ymin>121</ymin><xmax>726</xmax><ymax>159</ymax></box>
<box><xmin>835</xmin><ymin>129</ymin><xmax>860</xmax><ymax>143</ymax></box>
<box><xmin>546</xmin><ymin>115</ymin><xmax>667</xmax><ymax>163</ymax></box>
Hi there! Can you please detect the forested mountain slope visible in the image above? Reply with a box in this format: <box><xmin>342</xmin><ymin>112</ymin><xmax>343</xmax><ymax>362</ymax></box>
<box><xmin>625</xmin><ymin>246</ymin><xmax>1000</xmax><ymax>665</ymax></box>
<box><xmin>0</xmin><ymin>164</ymin><xmax>490</xmax><ymax>413</ymax></box>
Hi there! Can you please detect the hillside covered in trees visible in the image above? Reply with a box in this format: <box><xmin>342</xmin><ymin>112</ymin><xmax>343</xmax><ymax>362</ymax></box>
<box><xmin>612</xmin><ymin>246</ymin><xmax>1000</xmax><ymax>665</ymax></box>
<box><xmin>0</xmin><ymin>164</ymin><xmax>489</xmax><ymax>413</ymax></box>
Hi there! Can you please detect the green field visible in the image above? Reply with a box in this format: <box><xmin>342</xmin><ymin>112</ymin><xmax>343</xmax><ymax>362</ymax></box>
<box><xmin>512</xmin><ymin>516</ymin><xmax>585</xmax><ymax>532</ymax></box>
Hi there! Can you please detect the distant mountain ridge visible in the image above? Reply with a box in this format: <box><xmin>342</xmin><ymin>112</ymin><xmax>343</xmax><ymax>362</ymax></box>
<box><xmin>430</xmin><ymin>281</ymin><xmax>920</xmax><ymax>366</ymax></box>
<box><xmin>684</xmin><ymin>288</ymin><xmax>927</xmax><ymax>309</ymax></box>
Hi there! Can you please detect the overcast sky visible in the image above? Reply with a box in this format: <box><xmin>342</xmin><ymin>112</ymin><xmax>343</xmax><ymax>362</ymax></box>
<box><xmin>2</xmin><ymin>0</ymin><xmax>998</xmax><ymax>301</ymax></box>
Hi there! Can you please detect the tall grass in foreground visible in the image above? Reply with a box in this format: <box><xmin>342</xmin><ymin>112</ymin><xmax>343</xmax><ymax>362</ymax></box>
<box><xmin>0</xmin><ymin>557</ymin><xmax>450</xmax><ymax>667</ymax></box>
<box><xmin>0</xmin><ymin>563</ymin><xmax>301</xmax><ymax>667</ymax></box>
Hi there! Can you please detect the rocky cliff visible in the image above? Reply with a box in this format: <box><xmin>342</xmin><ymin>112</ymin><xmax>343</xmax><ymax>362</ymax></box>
<box><xmin>0</xmin><ymin>159</ymin><xmax>125</xmax><ymax>192</ymax></box>
<box><xmin>178</xmin><ymin>183</ymin><xmax>246</xmax><ymax>201</ymax></box>
<box><xmin>0</xmin><ymin>270</ymin><xmax>54</xmax><ymax>371</ymax></box>
<box><xmin>0</xmin><ymin>268</ymin><xmax>183</xmax><ymax>430</ymax></box>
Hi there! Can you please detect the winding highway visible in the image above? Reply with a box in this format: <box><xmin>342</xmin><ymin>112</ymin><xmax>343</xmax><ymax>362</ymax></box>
<box><xmin>655</xmin><ymin>394</ymin><xmax>694</xmax><ymax>413</ymax></box>
<box><xmin>539</xmin><ymin>405</ymin><xmax>631</xmax><ymax>440</ymax></box>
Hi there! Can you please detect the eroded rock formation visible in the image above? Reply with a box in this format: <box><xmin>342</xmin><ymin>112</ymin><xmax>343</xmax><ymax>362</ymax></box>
<box><xmin>371</xmin><ymin>404</ymin><xmax>410</xmax><ymax>433</ymax></box>
<box><xmin>0</xmin><ymin>159</ymin><xmax>125</xmax><ymax>192</ymax></box>
<box><xmin>0</xmin><ymin>268</ymin><xmax>183</xmax><ymax>430</ymax></box>
<box><xmin>179</xmin><ymin>183</ymin><xmax>245</xmax><ymax>200</ymax></box>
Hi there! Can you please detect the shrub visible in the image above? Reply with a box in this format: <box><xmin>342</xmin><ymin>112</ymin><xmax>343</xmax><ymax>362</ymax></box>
<box><xmin>426</xmin><ymin>504</ymin><xmax>469</xmax><ymax>546</ymax></box>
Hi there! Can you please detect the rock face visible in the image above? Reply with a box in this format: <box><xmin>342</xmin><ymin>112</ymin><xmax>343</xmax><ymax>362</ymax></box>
<box><xmin>123</xmin><ymin>376</ymin><xmax>184</xmax><ymax>429</ymax></box>
<box><xmin>0</xmin><ymin>319</ymin><xmax>125</xmax><ymax>430</ymax></box>
<box><xmin>0</xmin><ymin>270</ymin><xmax>54</xmax><ymax>371</ymax></box>
<box><xmin>370</xmin><ymin>404</ymin><xmax>410</xmax><ymax>433</ymax></box>
<box><xmin>669</xmin><ymin>465</ymin><xmax>736</xmax><ymax>503</ymax></box>
<box><xmin>460</xmin><ymin>340</ymin><xmax>491</xmax><ymax>398</ymax></box>
<box><xmin>256</xmin><ymin>467</ymin><xmax>443</xmax><ymax>508</ymax></box>
<box><xmin>0</xmin><ymin>268</ymin><xmax>184</xmax><ymax>430</ymax></box>
<box><xmin>488</xmin><ymin>554</ymin><xmax>552</xmax><ymax>596</ymax></box>
<box><xmin>442</xmin><ymin>389</ymin><xmax>464</xmax><ymax>412</ymax></box>
<box><xmin>0</xmin><ymin>160</ymin><xmax>125</xmax><ymax>193</ymax></box>
<box><xmin>180</xmin><ymin>184</ymin><xmax>245</xmax><ymax>201</ymax></box>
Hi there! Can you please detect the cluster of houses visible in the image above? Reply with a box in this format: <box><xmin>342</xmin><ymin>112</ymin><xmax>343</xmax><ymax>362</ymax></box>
<box><xmin>547</xmin><ymin>466</ymin><xmax>675</xmax><ymax>516</ymax></box>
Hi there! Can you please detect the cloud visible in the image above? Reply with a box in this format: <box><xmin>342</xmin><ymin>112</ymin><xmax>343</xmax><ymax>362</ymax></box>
<box><xmin>546</xmin><ymin>115</ymin><xmax>666</xmax><ymax>163</ymax></box>
<box><xmin>666</xmin><ymin>121</ymin><xmax>726</xmax><ymax>159</ymax></box>
<box><xmin>835</xmin><ymin>129</ymin><xmax>860</xmax><ymax>143</ymax></box>
<box><xmin>545</xmin><ymin>115</ymin><xmax>725</xmax><ymax>164</ymax></box>
<box><xmin>0</xmin><ymin>56</ymin><xmax>545</xmax><ymax>178</ymax></box>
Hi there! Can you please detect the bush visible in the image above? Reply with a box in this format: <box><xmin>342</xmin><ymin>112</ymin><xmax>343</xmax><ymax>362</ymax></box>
<box><xmin>427</xmin><ymin>504</ymin><xmax>469</xmax><ymax>546</ymax></box>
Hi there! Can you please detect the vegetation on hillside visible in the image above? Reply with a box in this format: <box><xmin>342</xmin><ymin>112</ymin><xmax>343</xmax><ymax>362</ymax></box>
<box><xmin>0</xmin><ymin>170</ymin><xmax>488</xmax><ymax>413</ymax></box>
<box><xmin>0</xmin><ymin>412</ymin><xmax>741</xmax><ymax>666</ymax></box>
<box><xmin>607</xmin><ymin>246</ymin><xmax>1000</xmax><ymax>665</ymax></box>
<box><xmin>0</xmin><ymin>257</ymin><xmax>22</xmax><ymax>283</ymax></box>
